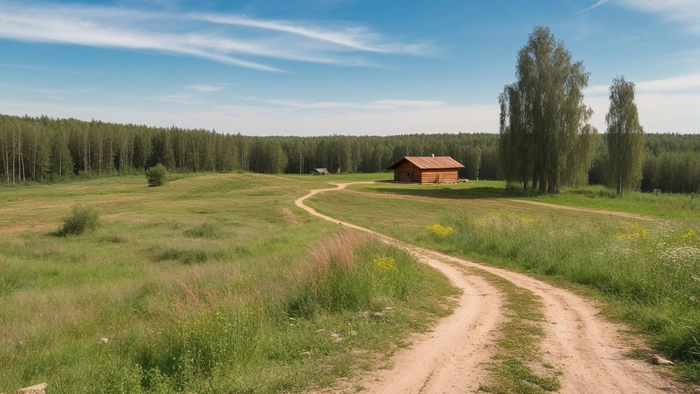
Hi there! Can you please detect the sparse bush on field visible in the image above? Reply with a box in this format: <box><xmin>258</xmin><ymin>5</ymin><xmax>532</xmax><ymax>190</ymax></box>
<box><xmin>146</xmin><ymin>163</ymin><xmax>168</xmax><ymax>187</ymax></box>
<box><xmin>157</xmin><ymin>248</ymin><xmax>209</xmax><ymax>264</ymax></box>
<box><xmin>183</xmin><ymin>222</ymin><xmax>221</xmax><ymax>239</ymax></box>
<box><xmin>58</xmin><ymin>203</ymin><xmax>100</xmax><ymax>236</ymax></box>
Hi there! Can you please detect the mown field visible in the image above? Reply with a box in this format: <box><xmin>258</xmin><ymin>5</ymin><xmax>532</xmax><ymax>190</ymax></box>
<box><xmin>307</xmin><ymin>180</ymin><xmax>700</xmax><ymax>382</ymax></box>
<box><xmin>0</xmin><ymin>173</ymin><xmax>456</xmax><ymax>393</ymax></box>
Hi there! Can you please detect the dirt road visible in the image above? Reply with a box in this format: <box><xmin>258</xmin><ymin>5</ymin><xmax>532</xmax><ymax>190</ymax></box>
<box><xmin>295</xmin><ymin>183</ymin><xmax>679</xmax><ymax>393</ymax></box>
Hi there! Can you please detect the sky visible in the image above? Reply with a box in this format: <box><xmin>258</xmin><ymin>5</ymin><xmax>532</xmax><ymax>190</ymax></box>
<box><xmin>0</xmin><ymin>0</ymin><xmax>699</xmax><ymax>136</ymax></box>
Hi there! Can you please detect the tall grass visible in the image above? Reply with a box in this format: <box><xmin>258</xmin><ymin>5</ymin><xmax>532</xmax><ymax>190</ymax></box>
<box><xmin>88</xmin><ymin>231</ymin><xmax>434</xmax><ymax>393</ymax></box>
<box><xmin>420</xmin><ymin>211</ymin><xmax>700</xmax><ymax>380</ymax></box>
<box><xmin>287</xmin><ymin>231</ymin><xmax>420</xmax><ymax>317</ymax></box>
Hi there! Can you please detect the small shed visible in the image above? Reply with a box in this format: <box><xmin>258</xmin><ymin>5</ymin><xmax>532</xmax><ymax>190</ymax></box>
<box><xmin>311</xmin><ymin>168</ymin><xmax>329</xmax><ymax>175</ymax></box>
<box><xmin>387</xmin><ymin>156</ymin><xmax>464</xmax><ymax>184</ymax></box>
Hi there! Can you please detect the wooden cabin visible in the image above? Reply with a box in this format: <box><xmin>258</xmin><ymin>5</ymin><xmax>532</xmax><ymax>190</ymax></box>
<box><xmin>311</xmin><ymin>168</ymin><xmax>328</xmax><ymax>175</ymax></box>
<box><xmin>387</xmin><ymin>156</ymin><xmax>464</xmax><ymax>184</ymax></box>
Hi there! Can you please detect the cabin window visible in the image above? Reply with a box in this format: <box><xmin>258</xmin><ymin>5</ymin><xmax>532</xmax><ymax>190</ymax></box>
<box><xmin>407</xmin><ymin>172</ymin><xmax>411</xmax><ymax>179</ymax></box>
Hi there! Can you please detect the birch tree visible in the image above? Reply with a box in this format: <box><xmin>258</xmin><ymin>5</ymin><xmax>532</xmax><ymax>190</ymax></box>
<box><xmin>499</xmin><ymin>26</ymin><xmax>597</xmax><ymax>193</ymax></box>
<box><xmin>605</xmin><ymin>76</ymin><xmax>644</xmax><ymax>195</ymax></box>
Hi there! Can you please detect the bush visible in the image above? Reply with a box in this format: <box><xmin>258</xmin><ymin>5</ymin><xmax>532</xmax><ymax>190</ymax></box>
<box><xmin>58</xmin><ymin>203</ymin><xmax>100</xmax><ymax>236</ymax></box>
<box><xmin>146</xmin><ymin>164</ymin><xmax>168</xmax><ymax>187</ymax></box>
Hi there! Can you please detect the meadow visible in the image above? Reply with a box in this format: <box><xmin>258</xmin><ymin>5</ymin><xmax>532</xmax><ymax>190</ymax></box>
<box><xmin>307</xmin><ymin>180</ymin><xmax>700</xmax><ymax>382</ymax></box>
<box><xmin>0</xmin><ymin>173</ymin><xmax>456</xmax><ymax>393</ymax></box>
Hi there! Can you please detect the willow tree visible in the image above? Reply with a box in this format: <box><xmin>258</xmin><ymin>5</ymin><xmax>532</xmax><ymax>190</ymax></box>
<box><xmin>499</xmin><ymin>26</ymin><xmax>597</xmax><ymax>193</ymax></box>
<box><xmin>605</xmin><ymin>76</ymin><xmax>644</xmax><ymax>195</ymax></box>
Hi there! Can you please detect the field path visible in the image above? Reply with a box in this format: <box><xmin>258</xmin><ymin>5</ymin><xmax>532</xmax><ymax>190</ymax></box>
<box><xmin>508</xmin><ymin>199</ymin><xmax>654</xmax><ymax>221</ymax></box>
<box><xmin>295</xmin><ymin>183</ymin><xmax>679</xmax><ymax>393</ymax></box>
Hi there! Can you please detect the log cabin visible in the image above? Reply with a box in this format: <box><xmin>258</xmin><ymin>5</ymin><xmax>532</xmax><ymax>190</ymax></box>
<box><xmin>387</xmin><ymin>156</ymin><xmax>464</xmax><ymax>184</ymax></box>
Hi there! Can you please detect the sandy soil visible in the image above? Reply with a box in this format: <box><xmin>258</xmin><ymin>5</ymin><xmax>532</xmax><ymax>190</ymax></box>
<box><xmin>295</xmin><ymin>183</ymin><xmax>680</xmax><ymax>393</ymax></box>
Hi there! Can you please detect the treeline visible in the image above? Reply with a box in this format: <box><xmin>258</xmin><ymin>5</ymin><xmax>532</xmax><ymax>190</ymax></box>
<box><xmin>2</xmin><ymin>114</ymin><xmax>699</xmax><ymax>193</ymax></box>
<box><xmin>0</xmin><ymin>114</ymin><xmax>498</xmax><ymax>183</ymax></box>
<box><xmin>589</xmin><ymin>134</ymin><xmax>700</xmax><ymax>194</ymax></box>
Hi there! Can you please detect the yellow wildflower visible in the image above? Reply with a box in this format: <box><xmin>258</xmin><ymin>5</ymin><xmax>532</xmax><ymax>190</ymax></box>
<box><xmin>426</xmin><ymin>224</ymin><xmax>454</xmax><ymax>236</ymax></box>
<box><xmin>374</xmin><ymin>257</ymin><xmax>397</xmax><ymax>272</ymax></box>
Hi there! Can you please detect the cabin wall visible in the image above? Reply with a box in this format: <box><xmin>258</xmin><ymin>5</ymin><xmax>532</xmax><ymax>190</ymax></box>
<box><xmin>393</xmin><ymin>163</ymin><xmax>421</xmax><ymax>182</ymax></box>
<box><xmin>420</xmin><ymin>169</ymin><xmax>459</xmax><ymax>184</ymax></box>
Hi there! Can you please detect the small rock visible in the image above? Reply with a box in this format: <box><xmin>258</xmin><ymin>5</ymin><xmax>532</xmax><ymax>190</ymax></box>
<box><xmin>315</xmin><ymin>329</ymin><xmax>326</xmax><ymax>334</ymax></box>
<box><xmin>648</xmin><ymin>354</ymin><xmax>674</xmax><ymax>366</ymax></box>
<box><xmin>372</xmin><ymin>312</ymin><xmax>384</xmax><ymax>318</ymax></box>
<box><xmin>100</xmin><ymin>337</ymin><xmax>109</xmax><ymax>344</ymax></box>
<box><xmin>383</xmin><ymin>306</ymin><xmax>394</xmax><ymax>311</ymax></box>
<box><xmin>17</xmin><ymin>382</ymin><xmax>47</xmax><ymax>394</ymax></box>
<box><xmin>350</xmin><ymin>330</ymin><xmax>357</xmax><ymax>336</ymax></box>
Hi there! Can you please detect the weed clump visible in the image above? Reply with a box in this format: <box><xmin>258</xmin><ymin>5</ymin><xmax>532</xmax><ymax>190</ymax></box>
<box><xmin>183</xmin><ymin>222</ymin><xmax>221</xmax><ymax>239</ymax></box>
<box><xmin>158</xmin><ymin>248</ymin><xmax>209</xmax><ymax>264</ymax></box>
<box><xmin>146</xmin><ymin>163</ymin><xmax>168</xmax><ymax>187</ymax></box>
<box><xmin>57</xmin><ymin>203</ymin><xmax>100</xmax><ymax>236</ymax></box>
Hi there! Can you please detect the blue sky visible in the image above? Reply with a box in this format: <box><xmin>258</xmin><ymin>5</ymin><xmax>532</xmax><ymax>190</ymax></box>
<box><xmin>0</xmin><ymin>0</ymin><xmax>699</xmax><ymax>135</ymax></box>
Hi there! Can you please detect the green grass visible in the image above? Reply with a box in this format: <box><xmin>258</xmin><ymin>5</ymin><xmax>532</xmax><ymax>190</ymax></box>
<box><xmin>0</xmin><ymin>172</ymin><xmax>457</xmax><ymax>393</ymax></box>
<box><xmin>307</xmin><ymin>183</ymin><xmax>700</xmax><ymax>383</ymax></box>
<box><xmin>349</xmin><ymin>181</ymin><xmax>700</xmax><ymax>218</ymax></box>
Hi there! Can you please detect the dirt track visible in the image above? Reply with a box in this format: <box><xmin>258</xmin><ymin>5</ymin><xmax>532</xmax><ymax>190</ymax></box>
<box><xmin>295</xmin><ymin>183</ymin><xmax>679</xmax><ymax>393</ymax></box>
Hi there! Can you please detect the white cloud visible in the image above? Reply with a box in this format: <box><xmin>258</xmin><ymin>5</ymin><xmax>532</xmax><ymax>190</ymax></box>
<box><xmin>0</xmin><ymin>2</ymin><xmax>427</xmax><ymax>72</ymax></box>
<box><xmin>586</xmin><ymin>72</ymin><xmax>700</xmax><ymax>96</ymax></box>
<box><xmin>191</xmin><ymin>14</ymin><xmax>429</xmax><ymax>55</ymax></box>
<box><xmin>585</xmin><ymin>72</ymin><xmax>700</xmax><ymax>133</ymax></box>
<box><xmin>187</xmin><ymin>84</ymin><xmax>224</xmax><ymax>93</ymax></box>
<box><xmin>576</xmin><ymin>0</ymin><xmax>610</xmax><ymax>15</ymax></box>
<box><xmin>617</xmin><ymin>0</ymin><xmax>700</xmax><ymax>34</ymax></box>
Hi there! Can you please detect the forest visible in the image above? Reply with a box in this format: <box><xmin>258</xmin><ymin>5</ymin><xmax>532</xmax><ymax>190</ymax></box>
<box><xmin>0</xmin><ymin>113</ymin><xmax>698</xmax><ymax>193</ymax></box>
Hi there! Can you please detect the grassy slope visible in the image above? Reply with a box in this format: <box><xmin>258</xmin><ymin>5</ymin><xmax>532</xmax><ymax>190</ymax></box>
<box><xmin>0</xmin><ymin>173</ymin><xmax>456</xmax><ymax>393</ymax></box>
<box><xmin>308</xmin><ymin>181</ymin><xmax>700</xmax><ymax>383</ymax></box>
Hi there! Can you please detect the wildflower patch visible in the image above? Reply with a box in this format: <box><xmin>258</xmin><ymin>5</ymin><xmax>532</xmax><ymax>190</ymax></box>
<box><xmin>375</xmin><ymin>257</ymin><xmax>397</xmax><ymax>273</ymax></box>
<box><xmin>426</xmin><ymin>223</ymin><xmax>454</xmax><ymax>236</ymax></box>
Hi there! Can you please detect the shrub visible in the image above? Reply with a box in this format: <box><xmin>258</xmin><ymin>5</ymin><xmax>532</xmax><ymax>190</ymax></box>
<box><xmin>146</xmin><ymin>164</ymin><xmax>168</xmax><ymax>187</ymax></box>
<box><xmin>58</xmin><ymin>203</ymin><xmax>100</xmax><ymax>236</ymax></box>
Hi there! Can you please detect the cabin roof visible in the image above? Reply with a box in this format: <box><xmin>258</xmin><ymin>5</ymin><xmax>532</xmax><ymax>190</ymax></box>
<box><xmin>387</xmin><ymin>156</ymin><xmax>464</xmax><ymax>170</ymax></box>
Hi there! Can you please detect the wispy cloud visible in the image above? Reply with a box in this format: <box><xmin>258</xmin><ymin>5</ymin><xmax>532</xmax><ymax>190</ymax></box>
<box><xmin>617</xmin><ymin>0</ymin><xmax>700</xmax><ymax>34</ymax></box>
<box><xmin>0</xmin><ymin>2</ymin><xmax>427</xmax><ymax>72</ymax></box>
<box><xmin>586</xmin><ymin>72</ymin><xmax>700</xmax><ymax>96</ymax></box>
<box><xmin>576</xmin><ymin>0</ymin><xmax>610</xmax><ymax>15</ymax></box>
<box><xmin>192</xmin><ymin>14</ymin><xmax>428</xmax><ymax>55</ymax></box>
<box><xmin>187</xmin><ymin>84</ymin><xmax>224</xmax><ymax>93</ymax></box>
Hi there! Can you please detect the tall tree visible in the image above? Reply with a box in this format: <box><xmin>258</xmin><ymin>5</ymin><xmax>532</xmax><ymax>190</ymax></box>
<box><xmin>605</xmin><ymin>76</ymin><xmax>645</xmax><ymax>195</ymax></box>
<box><xmin>499</xmin><ymin>26</ymin><xmax>596</xmax><ymax>193</ymax></box>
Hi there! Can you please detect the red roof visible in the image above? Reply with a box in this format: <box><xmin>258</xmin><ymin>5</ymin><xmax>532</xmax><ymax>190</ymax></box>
<box><xmin>387</xmin><ymin>156</ymin><xmax>464</xmax><ymax>170</ymax></box>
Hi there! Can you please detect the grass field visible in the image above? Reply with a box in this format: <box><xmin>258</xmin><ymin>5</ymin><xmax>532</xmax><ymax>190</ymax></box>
<box><xmin>5</xmin><ymin>173</ymin><xmax>700</xmax><ymax>391</ymax></box>
<box><xmin>0</xmin><ymin>173</ymin><xmax>456</xmax><ymax>393</ymax></box>
<box><xmin>349</xmin><ymin>180</ymin><xmax>700</xmax><ymax>218</ymax></box>
<box><xmin>308</xmin><ymin>180</ymin><xmax>700</xmax><ymax>382</ymax></box>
